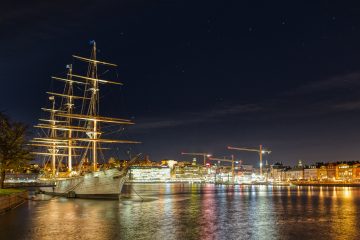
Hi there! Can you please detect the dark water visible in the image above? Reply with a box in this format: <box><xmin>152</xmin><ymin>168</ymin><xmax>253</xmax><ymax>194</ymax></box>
<box><xmin>1</xmin><ymin>184</ymin><xmax>360</xmax><ymax>240</ymax></box>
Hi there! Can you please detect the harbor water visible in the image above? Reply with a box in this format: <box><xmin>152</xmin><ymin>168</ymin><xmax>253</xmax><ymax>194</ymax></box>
<box><xmin>0</xmin><ymin>184</ymin><xmax>360</xmax><ymax>240</ymax></box>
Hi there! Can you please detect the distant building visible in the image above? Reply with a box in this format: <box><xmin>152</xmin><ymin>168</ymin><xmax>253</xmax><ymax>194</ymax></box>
<box><xmin>161</xmin><ymin>159</ymin><xmax>178</xmax><ymax>169</ymax></box>
<box><xmin>192</xmin><ymin>158</ymin><xmax>197</xmax><ymax>166</ymax></box>
<box><xmin>270</xmin><ymin>162</ymin><xmax>288</xmax><ymax>181</ymax></box>
<box><xmin>313</xmin><ymin>163</ymin><xmax>336</xmax><ymax>181</ymax></box>
<box><xmin>240</xmin><ymin>165</ymin><xmax>253</xmax><ymax>172</ymax></box>
<box><xmin>129</xmin><ymin>166</ymin><xmax>171</xmax><ymax>182</ymax></box>
<box><xmin>285</xmin><ymin>160</ymin><xmax>304</xmax><ymax>181</ymax></box>
<box><xmin>317</xmin><ymin>166</ymin><xmax>327</xmax><ymax>180</ymax></box>
<box><xmin>304</xmin><ymin>165</ymin><xmax>318</xmax><ymax>181</ymax></box>
<box><xmin>174</xmin><ymin>164</ymin><xmax>203</xmax><ymax>181</ymax></box>
<box><xmin>336</xmin><ymin>163</ymin><xmax>353</xmax><ymax>181</ymax></box>
<box><xmin>286</xmin><ymin>168</ymin><xmax>304</xmax><ymax>181</ymax></box>
<box><xmin>214</xmin><ymin>166</ymin><xmax>234</xmax><ymax>183</ymax></box>
<box><xmin>352</xmin><ymin>163</ymin><xmax>360</xmax><ymax>181</ymax></box>
<box><xmin>326</xmin><ymin>163</ymin><xmax>336</xmax><ymax>180</ymax></box>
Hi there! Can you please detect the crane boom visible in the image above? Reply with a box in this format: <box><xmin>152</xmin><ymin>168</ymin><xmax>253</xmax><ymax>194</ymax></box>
<box><xmin>209</xmin><ymin>157</ymin><xmax>233</xmax><ymax>163</ymax></box>
<box><xmin>181</xmin><ymin>152</ymin><xmax>211</xmax><ymax>156</ymax></box>
<box><xmin>228</xmin><ymin>146</ymin><xmax>271</xmax><ymax>154</ymax></box>
<box><xmin>228</xmin><ymin>145</ymin><xmax>271</xmax><ymax>176</ymax></box>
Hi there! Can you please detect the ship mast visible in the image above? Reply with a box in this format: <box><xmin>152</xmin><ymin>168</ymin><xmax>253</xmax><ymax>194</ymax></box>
<box><xmin>65</xmin><ymin>65</ymin><xmax>74</xmax><ymax>172</ymax></box>
<box><xmin>89</xmin><ymin>41</ymin><xmax>99</xmax><ymax>171</ymax></box>
<box><xmin>31</xmin><ymin>41</ymin><xmax>141</xmax><ymax>178</ymax></box>
<box><xmin>49</xmin><ymin>96</ymin><xmax>57</xmax><ymax>176</ymax></box>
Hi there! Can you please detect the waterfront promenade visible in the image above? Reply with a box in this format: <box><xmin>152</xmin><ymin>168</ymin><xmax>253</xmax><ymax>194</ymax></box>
<box><xmin>0</xmin><ymin>189</ymin><xmax>27</xmax><ymax>214</ymax></box>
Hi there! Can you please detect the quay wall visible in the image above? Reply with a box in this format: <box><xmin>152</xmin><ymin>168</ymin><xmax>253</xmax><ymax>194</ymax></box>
<box><xmin>0</xmin><ymin>191</ymin><xmax>28</xmax><ymax>214</ymax></box>
<box><xmin>292</xmin><ymin>182</ymin><xmax>360</xmax><ymax>187</ymax></box>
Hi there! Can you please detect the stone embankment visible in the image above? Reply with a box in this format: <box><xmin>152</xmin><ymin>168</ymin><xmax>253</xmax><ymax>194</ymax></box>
<box><xmin>0</xmin><ymin>190</ymin><xmax>28</xmax><ymax>214</ymax></box>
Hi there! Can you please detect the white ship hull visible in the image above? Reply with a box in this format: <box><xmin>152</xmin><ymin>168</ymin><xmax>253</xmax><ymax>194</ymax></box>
<box><xmin>39</xmin><ymin>168</ymin><xmax>127</xmax><ymax>199</ymax></box>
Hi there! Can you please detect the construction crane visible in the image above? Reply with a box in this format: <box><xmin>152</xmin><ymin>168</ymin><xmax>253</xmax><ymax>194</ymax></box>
<box><xmin>181</xmin><ymin>152</ymin><xmax>212</xmax><ymax>166</ymax></box>
<box><xmin>227</xmin><ymin>145</ymin><xmax>271</xmax><ymax>176</ymax></box>
<box><xmin>209</xmin><ymin>155</ymin><xmax>235</xmax><ymax>184</ymax></box>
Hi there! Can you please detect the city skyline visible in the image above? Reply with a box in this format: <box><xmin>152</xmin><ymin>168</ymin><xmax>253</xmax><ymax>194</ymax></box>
<box><xmin>2</xmin><ymin>1</ymin><xmax>360</xmax><ymax>165</ymax></box>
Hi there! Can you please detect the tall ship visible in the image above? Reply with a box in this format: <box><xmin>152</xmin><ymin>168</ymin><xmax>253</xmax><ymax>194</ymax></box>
<box><xmin>31</xmin><ymin>41</ymin><xmax>140</xmax><ymax>199</ymax></box>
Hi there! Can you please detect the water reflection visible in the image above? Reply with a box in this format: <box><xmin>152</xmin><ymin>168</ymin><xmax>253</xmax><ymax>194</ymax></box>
<box><xmin>1</xmin><ymin>185</ymin><xmax>360</xmax><ymax>239</ymax></box>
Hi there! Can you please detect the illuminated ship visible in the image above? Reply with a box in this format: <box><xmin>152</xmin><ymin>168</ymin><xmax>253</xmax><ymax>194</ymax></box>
<box><xmin>30</xmin><ymin>41</ymin><xmax>140</xmax><ymax>199</ymax></box>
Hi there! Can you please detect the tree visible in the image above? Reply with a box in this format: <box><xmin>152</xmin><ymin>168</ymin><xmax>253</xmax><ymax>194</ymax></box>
<box><xmin>0</xmin><ymin>113</ymin><xmax>32</xmax><ymax>188</ymax></box>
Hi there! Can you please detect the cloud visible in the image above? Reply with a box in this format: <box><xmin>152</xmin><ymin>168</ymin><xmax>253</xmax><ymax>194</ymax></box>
<box><xmin>288</xmin><ymin>72</ymin><xmax>360</xmax><ymax>95</ymax></box>
<box><xmin>132</xmin><ymin>103</ymin><xmax>262</xmax><ymax>130</ymax></box>
<box><xmin>332</xmin><ymin>100</ymin><xmax>360</xmax><ymax>111</ymax></box>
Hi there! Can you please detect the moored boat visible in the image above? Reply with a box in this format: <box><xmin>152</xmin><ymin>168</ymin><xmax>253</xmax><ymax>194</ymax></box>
<box><xmin>31</xmin><ymin>41</ymin><xmax>140</xmax><ymax>199</ymax></box>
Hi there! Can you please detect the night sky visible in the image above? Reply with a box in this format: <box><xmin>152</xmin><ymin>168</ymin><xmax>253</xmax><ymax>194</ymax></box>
<box><xmin>2</xmin><ymin>1</ymin><xmax>360</xmax><ymax>166</ymax></box>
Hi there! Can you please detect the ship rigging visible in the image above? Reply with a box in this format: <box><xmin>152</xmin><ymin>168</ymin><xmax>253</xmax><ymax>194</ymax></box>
<box><xmin>29</xmin><ymin>41</ymin><xmax>140</xmax><ymax>199</ymax></box>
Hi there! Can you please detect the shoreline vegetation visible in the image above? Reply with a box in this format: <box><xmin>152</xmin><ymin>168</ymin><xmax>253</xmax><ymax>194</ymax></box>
<box><xmin>0</xmin><ymin>112</ymin><xmax>32</xmax><ymax>189</ymax></box>
<box><xmin>0</xmin><ymin>188</ymin><xmax>26</xmax><ymax>196</ymax></box>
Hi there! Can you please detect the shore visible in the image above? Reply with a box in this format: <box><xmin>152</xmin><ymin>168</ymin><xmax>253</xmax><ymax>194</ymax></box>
<box><xmin>290</xmin><ymin>181</ymin><xmax>360</xmax><ymax>187</ymax></box>
<box><xmin>0</xmin><ymin>189</ymin><xmax>28</xmax><ymax>214</ymax></box>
